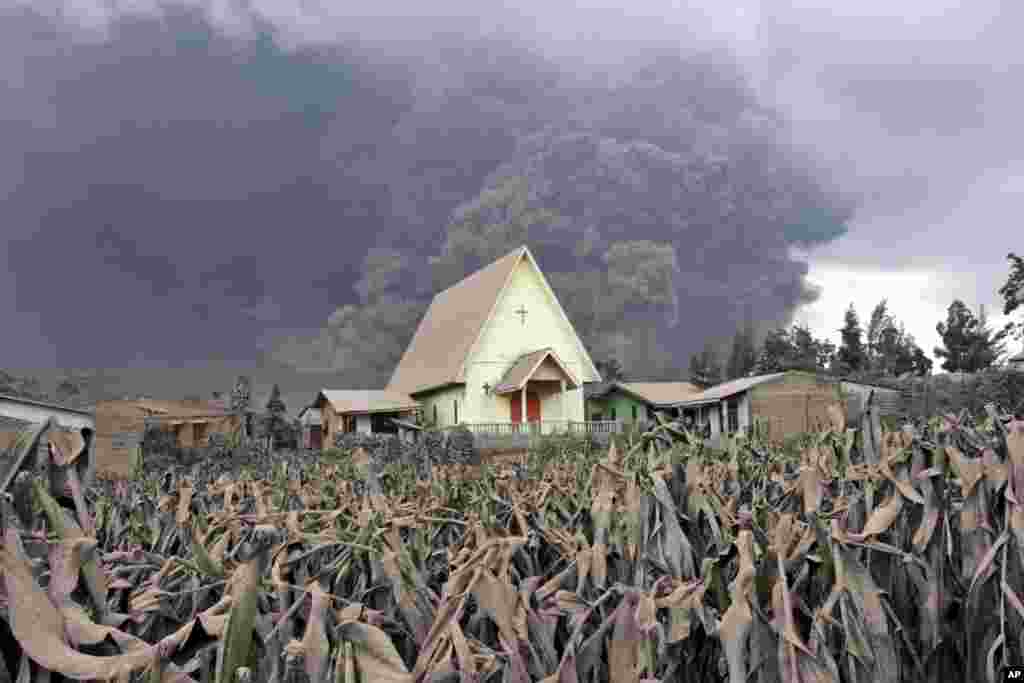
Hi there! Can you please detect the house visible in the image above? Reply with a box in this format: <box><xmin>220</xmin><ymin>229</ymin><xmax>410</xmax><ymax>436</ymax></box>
<box><xmin>0</xmin><ymin>393</ymin><xmax>95</xmax><ymax>453</ymax></box>
<box><xmin>94</xmin><ymin>398</ymin><xmax>249</xmax><ymax>477</ymax></box>
<box><xmin>310</xmin><ymin>390</ymin><xmax>420</xmax><ymax>447</ymax></box>
<box><xmin>585</xmin><ymin>382</ymin><xmax>701</xmax><ymax>424</ymax></box>
<box><xmin>385</xmin><ymin>245</ymin><xmax>608</xmax><ymax>443</ymax></box>
<box><xmin>1009</xmin><ymin>350</ymin><xmax>1024</xmax><ymax>372</ymax></box>
<box><xmin>672</xmin><ymin>371</ymin><xmax>845</xmax><ymax>443</ymax></box>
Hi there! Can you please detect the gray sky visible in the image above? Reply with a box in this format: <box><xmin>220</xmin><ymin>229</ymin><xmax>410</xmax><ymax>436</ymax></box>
<box><xmin>2</xmin><ymin>0</ymin><xmax>1021</xmax><ymax>376</ymax></box>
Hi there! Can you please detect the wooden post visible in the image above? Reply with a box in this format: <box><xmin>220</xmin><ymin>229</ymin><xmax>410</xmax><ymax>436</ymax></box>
<box><xmin>520</xmin><ymin>385</ymin><xmax>527</xmax><ymax>423</ymax></box>
<box><xmin>560</xmin><ymin>379</ymin><xmax>567</xmax><ymax>432</ymax></box>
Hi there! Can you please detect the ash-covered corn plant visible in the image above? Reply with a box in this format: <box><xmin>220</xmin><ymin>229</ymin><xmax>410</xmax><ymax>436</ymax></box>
<box><xmin>0</xmin><ymin>407</ymin><xmax>1022</xmax><ymax>683</ymax></box>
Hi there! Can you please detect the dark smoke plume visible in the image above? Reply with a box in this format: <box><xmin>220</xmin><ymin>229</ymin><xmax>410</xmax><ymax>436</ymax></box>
<box><xmin>1</xmin><ymin>3</ymin><xmax>852</xmax><ymax>382</ymax></box>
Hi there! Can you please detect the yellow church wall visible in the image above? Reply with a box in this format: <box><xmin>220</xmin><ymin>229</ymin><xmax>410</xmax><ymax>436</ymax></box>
<box><xmin>463</xmin><ymin>258</ymin><xmax>594</xmax><ymax>424</ymax></box>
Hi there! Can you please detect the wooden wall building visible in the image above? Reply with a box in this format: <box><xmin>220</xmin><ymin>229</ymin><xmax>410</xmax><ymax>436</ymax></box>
<box><xmin>673</xmin><ymin>371</ymin><xmax>847</xmax><ymax>444</ymax></box>
<box><xmin>94</xmin><ymin>399</ymin><xmax>246</xmax><ymax>477</ymax></box>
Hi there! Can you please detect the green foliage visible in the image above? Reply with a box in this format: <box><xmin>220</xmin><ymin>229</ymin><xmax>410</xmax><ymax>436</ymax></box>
<box><xmin>229</xmin><ymin>375</ymin><xmax>252</xmax><ymax>414</ymax></box>
<box><xmin>999</xmin><ymin>252</ymin><xmax>1023</xmax><ymax>338</ymax></box>
<box><xmin>689</xmin><ymin>340</ymin><xmax>723</xmax><ymax>388</ymax></box>
<box><xmin>754</xmin><ymin>324</ymin><xmax>834</xmax><ymax>373</ymax></box>
<box><xmin>935</xmin><ymin>300</ymin><xmax>1010</xmax><ymax>373</ymax></box>
<box><xmin>905</xmin><ymin>369</ymin><xmax>1024</xmax><ymax>418</ymax></box>
<box><xmin>726</xmin><ymin>317</ymin><xmax>757</xmax><ymax>380</ymax></box>
<box><xmin>261</xmin><ymin>383</ymin><xmax>293</xmax><ymax>450</ymax></box>
<box><xmin>835</xmin><ymin>303</ymin><xmax>868</xmax><ymax>374</ymax></box>
<box><xmin>856</xmin><ymin>299</ymin><xmax>930</xmax><ymax>377</ymax></box>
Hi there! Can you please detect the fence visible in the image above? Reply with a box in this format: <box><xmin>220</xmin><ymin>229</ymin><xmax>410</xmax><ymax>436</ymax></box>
<box><xmin>456</xmin><ymin>420</ymin><xmax>623</xmax><ymax>448</ymax></box>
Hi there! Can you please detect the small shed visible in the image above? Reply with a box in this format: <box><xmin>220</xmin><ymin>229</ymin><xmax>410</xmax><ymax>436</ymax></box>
<box><xmin>585</xmin><ymin>382</ymin><xmax>701</xmax><ymax>423</ymax></box>
<box><xmin>94</xmin><ymin>399</ymin><xmax>247</xmax><ymax>477</ymax></box>
<box><xmin>672</xmin><ymin>371</ymin><xmax>844</xmax><ymax>443</ymax></box>
<box><xmin>313</xmin><ymin>390</ymin><xmax>420</xmax><ymax>449</ymax></box>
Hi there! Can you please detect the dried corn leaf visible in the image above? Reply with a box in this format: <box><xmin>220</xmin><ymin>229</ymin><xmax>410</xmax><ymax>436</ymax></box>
<box><xmin>336</xmin><ymin>621</ymin><xmax>412</xmax><ymax>683</ymax></box>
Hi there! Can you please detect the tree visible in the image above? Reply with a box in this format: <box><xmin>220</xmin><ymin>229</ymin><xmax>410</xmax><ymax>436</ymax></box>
<box><xmin>967</xmin><ymin>304</ymin><xmax>1010</xmax><ymax>370</ymax></box>
<box><xmin>755</xmin><ymin>328</ymin><xmax>795</xmax><ymax>373</ymax></box>
<box><xmin>787</xmin><ymin>324</ymin><xmax>835</xmax><ymax>372</ymax></box>
<box><xmin>865</xmin><ymin>300</ymin><xmax>892</xmax><ymax>371</ymax></box>
<box><xmin>726</xmin><ymin>318</ymin><xmax>757</xmax><ymax>380</ymax></box>
<box><xmin>753</xmin><ymin>324</ymin><xmax>834</xmax><ymax>374</ymax></box>
<box><xmin>876</xmin><ymin>323</ymin><xmax>915</xmax><ymax>376</ymax></box>
<box><xmin>911</xmin><ymin>347</ymin><xmax>933</xmax><ymax>376</ymax></box>
<box><xmin>229</xmin><ymin>375</ymin><xmax>253</xmax><ymax>445</ymax></box>
<box><xmin>835</xmin><ymin>304</ymin><xmax>868</xmax><ymax>374</ymax></box>
<box><xmin>229</xmin><ymin>375</ymin><xmax>252</xmax><ymax>413</ymax></box>
<box><xmin>998</xmin><ymin>252</ymin><xmax>1023</xmax><ymax>339</ymax></box>
<box><xmin>934</xmin><ymin>300</ymin><xmax>1007</xmax><ymax>373</ymax></box>
<box><xmin>689</xmin><ymin>342</ymin><xmax>723</xmax><ymax>388</ymax></box>
<box><xmin>262</xmin><ymin>384</ymin><xmax>289</xmax><ymax>451</ymax></box>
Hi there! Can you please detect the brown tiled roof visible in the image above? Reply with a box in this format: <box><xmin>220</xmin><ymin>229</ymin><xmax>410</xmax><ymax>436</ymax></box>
<box><xmin>615</xmin><ymin>382</ymin><xmax>702</xmax><ymax>407</ymax></box>
<box><xmin>319</xmin><ymin>390</ymin><xmax>419</xmax><ymax>415</ymax></box>
<box><xmin>494</xmin><ymin>348</ymin><xmax>579</xmax><ymax>394</ymax></box>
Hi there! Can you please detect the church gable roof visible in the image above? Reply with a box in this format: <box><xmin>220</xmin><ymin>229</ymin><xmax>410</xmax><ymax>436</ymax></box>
<box><xmin>493</xmin><ymin>348</ymin><xmax>580</xmax><ymax>394</ymax></box>
<box><xmin>386</xmin><ymin>247</ymin><xmax>526</xmax><ymax>396</ymax></box>
<box><xmin>386</xmin><ymin>246</ymin><xmax>601</xmax><ymax>396</ymax></box>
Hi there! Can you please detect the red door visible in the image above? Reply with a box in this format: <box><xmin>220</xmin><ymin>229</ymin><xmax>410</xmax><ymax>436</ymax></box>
<box><xmin>510</xmin><ymin>392</ymin><xmax>541</xmax><ymax>428</ymax></box>
<box><xmin>309</xmin><ymin>426</ymin><xmax>322</xmax><ymax>450</ymax></box>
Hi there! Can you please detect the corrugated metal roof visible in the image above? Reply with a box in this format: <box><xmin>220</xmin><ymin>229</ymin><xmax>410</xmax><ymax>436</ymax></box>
<box><xmin>0</xmin><ymin>393</ymin><xmax>94</xmax><ymax>416</ymax></box>
<box><xmin>494</xmin><ymin>348</ymin><xmax>578</xmax><ymax>394</ymax></box>
<box><xmin>319</xmin><ymin>390</ymin><xmax>419</xmax><ymax>415</ymax></box>
<box><xmin>672</xmin><ymin>372</ymin><xmax>788</xmax><ymax>406</ymax></box>
<box><xmin>839</xmin><ymin>380</ymin><xmax>902</xmax><ymax>395</ymax></box>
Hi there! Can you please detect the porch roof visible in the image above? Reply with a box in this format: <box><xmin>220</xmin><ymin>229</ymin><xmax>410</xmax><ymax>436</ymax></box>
<box><xmin>493</xmin><ymin>348</ymin><xmax>579</xmax><ymax>395</ymax></box>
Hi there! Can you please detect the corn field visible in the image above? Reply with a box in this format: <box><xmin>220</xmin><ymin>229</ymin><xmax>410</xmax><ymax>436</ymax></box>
<box><xmin>0</xmin><ymin>405</ymin><xmax>1022</xmax><ymax>683</ymax></box>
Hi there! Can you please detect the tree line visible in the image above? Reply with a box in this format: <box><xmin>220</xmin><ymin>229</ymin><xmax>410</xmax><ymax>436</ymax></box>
<box><xmin>683</xmin><ymin>252</ymin><xmax>1023</xmax><ymax>387</ymax></box>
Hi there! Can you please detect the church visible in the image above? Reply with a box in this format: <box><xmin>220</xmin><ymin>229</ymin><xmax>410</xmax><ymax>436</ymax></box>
<box><xmin>307</xmin><ymin>245</ymin><xmax>613</xmax><ymax>445</ymax></box>
<box><xmin>387</xmin><ymin>245</ymin><xmax>602</xmax><ymax>431</ymax></box>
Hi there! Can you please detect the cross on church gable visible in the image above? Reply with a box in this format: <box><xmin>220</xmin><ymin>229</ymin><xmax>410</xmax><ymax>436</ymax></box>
<box><xmin>513</xmin><ymin>304</ymin><xmax>528</xmax><ymax>325</ymax></box>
